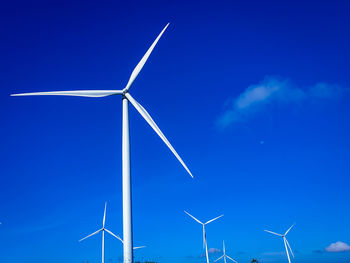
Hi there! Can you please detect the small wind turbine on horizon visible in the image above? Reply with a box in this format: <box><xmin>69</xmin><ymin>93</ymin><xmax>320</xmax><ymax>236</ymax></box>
<box><xmin>12</xmin><ymin>23</ymin><xmax>193</xmax><ymax>263</ymax></box>
<box><xmin>214</xmin><ymin>241</ymin><xmax>238</xmax><ymax>263</ymax></box>
<box><xmin>79</xmin><ymin>202</ymin><xmax>122</xmax><ymax>263</ymax></box>
<box><xmin>184</xmin><ymin>211</ymin><xmax>223</xmax><ymax>263</ymax></box>
<box><xmin>264</xmin><ymin>224</ymin><xmax>295</xmax><ymax>263</ymax></box>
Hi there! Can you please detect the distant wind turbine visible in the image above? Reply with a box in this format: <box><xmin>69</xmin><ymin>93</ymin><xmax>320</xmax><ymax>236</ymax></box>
<box><xmin>215</xmin><ymin>240</ymin><xmax>238</xmax><ymax>263</ymax></box>
<box><xmin>184</xmin><ymin>211</ymin><xmax>223</xmax><ymax>263</ymax></box>
<box><xmin>12</xmin><ymin>23</ymin><xmax>193</xmax><ymax>263</ymax></box>
<box><xmin>264</xmin><ymin>224</ymin><xmax>295</xmax><ymax>263</ymax></box>
<box><xmin>79</xmin><ymin>202</ymin><xmax>122</xmax><ymax>263</ymax></box>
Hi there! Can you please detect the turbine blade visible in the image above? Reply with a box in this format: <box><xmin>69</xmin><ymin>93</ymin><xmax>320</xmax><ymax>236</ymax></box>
<box><xmin>285</xmin><ymin>238</ymin><xmax>295</xmax><ymax>258</ymax></box>
<box><xmin>223</xmin><ymin>240</ymin><xmax>226</xmax><ymax>254</ymax></box>
<box><xmin>264</xmin><ymin>230</ymin><xmax>283</xmax><ymax>237</ymax></box>
<box><xmin>226</xmin><ymin>255</ymin><xmax>238</xmax><ymax>263</ymax></box>
<box><xmin>126</xmin><ymin>93</ymin><xmax>193</xmax><ymax>178</ymax></box>
<box><xmin>103</xmin><ymin>202</ymin><xmax>107</xmax><ymax>228</ymax></box>
<box><xmin>11</xmin><ymin>90</ymin><xmax>123</xmax><ymax>97</ymax></box>
<box><xmin>104</xmin><ymin>229</ymin><xmax>123</xmax><ymax>243</ymax></box>
<box><xmin>205</xmin><ymin>214</ymin><xmax>224</xmax><ymax>224</ymax></box>
<box><xmin>79</xmin><ymin>228</ymin><xmax>102</xmax><ymax>242</ymax></box>
<box><xmin>284</xmin><ymin>237</ymin><xmax>291</xmax><ymax>263</ymax></box>
<box><xmin>133</xmin><ymin>246</ymin><xmax>146</xmax><ymax>250</ymax></box>
<box><xmin>123</xmin><ymin>23</ymin><xmax>169</xmax><ymax>92</ymax></box>
<box><xmin>214</xmin><ymin>255</ymin><xmax>224</xmax><ymax>262</ymax></box>
<box><xmin>184</xmin><ymin>211</ymin><xmax>203</xmax><ymax>224</ymax></box>
<box><xmin>284</xmin><ymin>223</ymin><xmax>295</xmax><ymax>236</ymax></box>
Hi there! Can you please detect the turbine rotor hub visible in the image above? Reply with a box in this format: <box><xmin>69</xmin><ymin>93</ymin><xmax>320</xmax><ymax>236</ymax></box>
<box><xmin>122</xmin><ymin>88</ymin><xmax>129</xmax><ymax>96</ymax></box>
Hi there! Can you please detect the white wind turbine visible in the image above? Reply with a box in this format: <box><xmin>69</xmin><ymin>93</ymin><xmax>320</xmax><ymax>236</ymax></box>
<box><xmin>11</xmin><ymin>23</ymin><xmax>193</xmax><ymax>263</ymax></box>
<box><xmin>264</xmin><ymin>224</ymin><xmax>295</xmax><ymax>263</ymax></box>
<box><xmin>79</xmin><ymin>202</ymin><xmax>122</xmax><ymax>263</ymax></box>
<box><xmin>215</xmin><ymin>240</ymin><xmax>238</xmax><ymax>263</ymax></box>
<box><xmin>184</xmin><ymin>211</ymin><xmax>223</xmax><ymax>263</ymax></box>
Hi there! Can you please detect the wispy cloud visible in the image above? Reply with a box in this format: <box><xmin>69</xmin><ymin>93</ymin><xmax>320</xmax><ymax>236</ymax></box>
<box><xmin>217</xmin><ymin>76</ymin><xmax>343</xmax><ymax>128</ymax></box>
<box><xmin>200</xmin><ymin>248</ymin><xmax>222</xmax><ymax>258</ymax></box>
<box><xmin>325</xmin><ymin>241</ymin><xmax>350</xmax><ymax>253</ymax></box>
<box><xmin>208</xmin><ymin>248</ymin><xmax>222</xmax><ymax>254</ymax></box>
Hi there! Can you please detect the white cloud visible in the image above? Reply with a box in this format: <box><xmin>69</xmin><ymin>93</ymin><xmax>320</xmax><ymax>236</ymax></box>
<box><xmin>208</xmin><ymin>248</ymin><xmax>222</xmax><ymax>254</ymax></box>
<box><xmin>234</xmin><ymin>77</ymin><xmax>303</xmax><ymax>110</ymax></box>
<box><xmin>200</xmin><ymin>248</ymin><xmax>222</xmax><ymax>258</ymax></box>
<box><xmin>325</xmin><ymin>241</ymin><xmax>350</xmax><ymax>253</ymax></box>
<box><xmin>217</xmin><ymin>76</ymin><xmax>343</xmax><ymax>128</ymax></box>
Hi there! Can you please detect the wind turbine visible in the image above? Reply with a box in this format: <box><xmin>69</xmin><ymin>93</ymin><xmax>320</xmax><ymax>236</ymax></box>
<box><xmin>184</xmin><ymin>211</ymin><xmax>223</xmax><ymax>263</ymax></box>
<box><xmin>215</xmin><ymin>240</ymin><xmax>238</xmax><ymax>263</ymax></box>
<box><xmin>80</xmin><ymin>204</ymin><xmax>144</xmax><ymax>262</ymax></box>
<box><xmin>264</xmin><ymin>224</ymin><xmax>295</xmax><ymax>263</ymax></box>
<box><xmin>11</xmin><ymin>23</ymin><xmax>193</xmax><ymax>263</ymax></box>
<box><xmin>79</xmin><ymin>202</ymin><xmax>122</xmax><ymax>263</ymax></box>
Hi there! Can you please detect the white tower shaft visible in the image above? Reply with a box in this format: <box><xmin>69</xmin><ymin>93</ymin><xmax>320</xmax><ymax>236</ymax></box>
<box><xmin>102</xmin><ymin>229</ymin><xmax>105</xmax><ymax>263</ymax></box>
<box><xmin>122</xmin><ymin>97</ymin><xmax>133</xmax><ymax>263</ymax></box>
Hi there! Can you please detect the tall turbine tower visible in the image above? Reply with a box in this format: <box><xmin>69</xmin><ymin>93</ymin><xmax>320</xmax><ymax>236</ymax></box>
<box><xmin>11</xmin><ymin>23</ymin><xmax>193</xmax><ymax>263</ymax></box>
<box><xmin>264</xmin><ymin>224</ymin><xmax>295</xmax><ymax>263</ymax></box>
<box><xmin>79</xmin><ymin>203</ymin><xmax>122</xmax><ymax>263</ymax></box>
<box><xmin>184</xmin><ymin>211</ymin><xmax>223</xmax><ymax>263</ymax></box>
<box><xmin>214</xmin><ymin>241</ymin><xmax>238</xmax><ymax>263</ymax></box>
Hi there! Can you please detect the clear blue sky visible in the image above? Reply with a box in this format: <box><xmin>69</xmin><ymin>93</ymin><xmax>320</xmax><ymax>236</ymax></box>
<box><xmin>1</xmin><ymin>0</ymin><xmax>350</xmax><ymax>263</ymax></box>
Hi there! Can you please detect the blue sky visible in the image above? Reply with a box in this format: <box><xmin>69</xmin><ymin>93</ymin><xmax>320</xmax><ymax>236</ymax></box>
<box><xmin>1</xmin><ymin>0</ymin><xmax>350</xmax><ymax>262</ymax></box>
